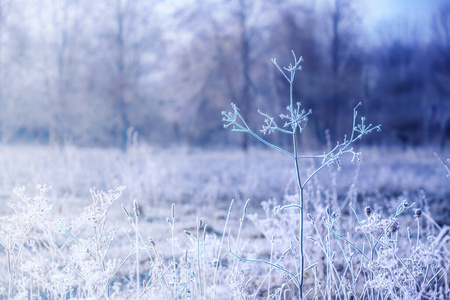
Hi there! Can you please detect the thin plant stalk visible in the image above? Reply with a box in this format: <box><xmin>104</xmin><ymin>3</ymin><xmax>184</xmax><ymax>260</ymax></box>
<box><xmin>196</xmin><ymin>218</ymin><xmax>203</xmax><ymax>300</ymax></box>
<box><xmin>212</xmin><ymin>199</ymin><xmax>234</xmax><ymax>300</ymax></box>
<box><xmin>134</xmin><ymin>199</ymin><xmax>140</xmax><ymax>298</ymax></box>
<box><xmin>416</xmin><ymin>216</ymin><xmax>420</xmax><ymax>249</ymax></box>
<box><xmin>170</xmin><ymin>203</ymin><xmax>177</xmax><ymax>296</ymax></box>
<box><xmin>231</xmin><ymin>199</ymin><xmax>250</xmax><ymax>280</ymax></box>
<box><xmin>268</xmin><ymin>235</ymin><xmax>274</xmax><ymax>297</ymax></box>
<box><xmin>293</xmin><ymin>122</ymin><xmax>305</xmax><ymax>297</ymax></box>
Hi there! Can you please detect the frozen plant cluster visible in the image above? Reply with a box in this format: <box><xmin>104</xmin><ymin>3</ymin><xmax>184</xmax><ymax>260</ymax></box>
<box><xmin>0</xmin><ymin>186</ymin><xmax>131</xmax><ymax>299</ymax></box>
<box><xmin>0</xmin><ymin>185</ymin><xmax>264</xmax><ymax>299</ymax></box>
<box><xmin>240</xmin><ymin>188</ymin><xmax>449</xmax><ymax>299</ymax></box>
<box><xmin>0</xmin><ymin>182</ymin><xmax>448</xmax><ymax>299</ymax></box>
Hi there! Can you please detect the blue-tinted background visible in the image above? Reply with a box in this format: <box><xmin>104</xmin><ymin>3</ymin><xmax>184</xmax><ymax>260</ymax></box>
<box><xmin>0</xmin><ymin>0</ymin><xmax>447</xmax><ymax>150</ymax></box>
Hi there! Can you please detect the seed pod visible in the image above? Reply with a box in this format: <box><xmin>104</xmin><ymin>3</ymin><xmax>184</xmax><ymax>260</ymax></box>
<box><xmin>133</xmin><ymin>199</ymin><xmax>140</xmax><ymax>217</ymax></box>
<box><xmin>415</xmin><ymin>209</ymin><xmax>422</xmax><ymax>218</ymax></box>
<box><xmin>389</xmin><ymin>221</ymin><xmax>399</xmax><ymax>233</ymax></box>
<box><xmin>365</xmin><ymin>206</ymin><xmax>372</xmax><ymax>217</ymax></box>
<box><xmin>243</xmin><ymin>199</ymin><xmax>249</xmax><ymax>214</ymax></box>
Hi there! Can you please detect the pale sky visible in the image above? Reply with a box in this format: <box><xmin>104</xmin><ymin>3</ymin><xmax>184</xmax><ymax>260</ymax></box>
<box><xmin>362</xmin><ymin>0</ymin><xmax>438</xmax><ymax>22</ymax></box>
<box><xmin>360</xmin><ymin>0</ymin><xmax>443</xmax><ymax>42</ymax></box>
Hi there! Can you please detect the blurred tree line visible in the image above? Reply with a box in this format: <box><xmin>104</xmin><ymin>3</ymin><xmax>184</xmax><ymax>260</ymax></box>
<box><xmin>0</xmin><ymin>0</ymin><xmax>448</xmax><ymax>149</ymax></box>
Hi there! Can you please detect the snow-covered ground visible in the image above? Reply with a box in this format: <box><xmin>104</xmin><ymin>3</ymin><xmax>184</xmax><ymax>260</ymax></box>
<box><xmin>0</xmin><ymin>145</ymin><xmax>448</xmax><ymax>299</ymax></box>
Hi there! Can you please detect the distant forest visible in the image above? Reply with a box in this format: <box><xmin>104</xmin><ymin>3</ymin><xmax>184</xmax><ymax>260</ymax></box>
<box><xmin>0</xmin><ymin>0</ymin><xmax>448</xmax><ymax>149</ymax></box>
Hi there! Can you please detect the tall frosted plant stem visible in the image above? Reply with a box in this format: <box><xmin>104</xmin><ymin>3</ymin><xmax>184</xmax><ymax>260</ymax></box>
<box><xmin>222</xmin><ymin>51</ymin><xmax>380</xmax><ymax>299</ymax></box>
<box><xmin>294</xmin><ymin>95</ymin><xmax>306</xmax><ymax>296</ymax></box>
<box><xmin>289</xmin><ymin>58</ymin><xmax>306</xmax><ymax>295</ymax></box>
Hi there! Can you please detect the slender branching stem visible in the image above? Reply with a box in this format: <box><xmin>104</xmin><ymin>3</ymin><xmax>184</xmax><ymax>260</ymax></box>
<box><xmin>222</xmin><ymin>51</ymin><xmax>380</xmax><ymax>299</ymax></box>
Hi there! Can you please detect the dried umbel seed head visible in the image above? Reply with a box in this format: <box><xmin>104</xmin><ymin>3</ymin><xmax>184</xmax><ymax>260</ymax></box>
<box><xmin>389</xmin><ymin>221</ymin><xmax>399</xmax><ymax>233</ymax></box>
<box><xmin>365</xmin><ymin>206</ymin><xmax>372</xmax><ymax>217</ymax></box>
<box><xmin>415</xmin><ymin>209</ymin><xmax>422</xmax><ymax>218</ymax></box>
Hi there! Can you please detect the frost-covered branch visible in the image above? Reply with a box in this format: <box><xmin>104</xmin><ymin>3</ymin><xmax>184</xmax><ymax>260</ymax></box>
<box><xmin>302</xmin><ymin>103</ymin><xmax>381</xmax><ymax>188</ymax></box>
<box><xmin>222</xmin><ymin>104</ymin><xmax>294</xmax><ymax>158</ymax></box>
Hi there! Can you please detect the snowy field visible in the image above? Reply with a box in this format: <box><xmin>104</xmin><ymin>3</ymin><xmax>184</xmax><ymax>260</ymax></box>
<box><xmin>0</xmin><ymin>145</ymin><xmax>449</xmax><ymax>299</ymax></box>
